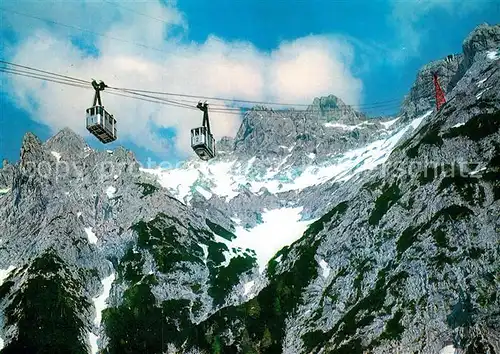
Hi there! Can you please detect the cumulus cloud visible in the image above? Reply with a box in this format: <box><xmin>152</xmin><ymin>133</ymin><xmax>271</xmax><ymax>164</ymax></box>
<box><xmin>2</xmin><ymin>0</ymin><xmax>363</xmax><ymax>159</ymax></box>
<box><xmin>268</xmin><ymin>35</ymin><xmax>361</xmax><ymax>105</ymax></box>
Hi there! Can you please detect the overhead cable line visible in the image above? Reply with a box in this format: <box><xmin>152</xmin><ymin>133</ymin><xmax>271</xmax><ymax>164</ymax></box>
<box><xmin>1</xmin><ymin>9</ymin><xmax>438</xmax><ymax>111</ymax></box>
<box><xmin>109</xmin><ymin>85</ymin><xmax>403</xmax><ymax>109</ymax></box>
<box><xmin>0</xmin><ymin>67</ymin><xmax>90</xmax><ymax>90</ymax></box>
<box><xmin>0</xmin><ymin>66</ymin><xmax>408</xmax><ymax>116</ymax></box>
<box><xmin>1</xmin><ymin>66</ymin><xmax>402</xmax><ymax>116</ymax></box>
<box><xmin>1</xmin><ymin>60</ymin><xmax>432</xmax><ymax>116</ymax></box>
<box><xmin>0</xmin><ymin>9</ymin><xmax>409</xmax><ymax>109</ymax></box>
<box><xmin>0</xmin><ymin>60</ymin><xmax>88</xmax><ymax>85</ymax></box>
<box><xmin>103</xmin><ymin>0</ymin><xmax>177</xmax><ymax>26</ymax></box>
<box><xmin>1</xmin><ymin>60</ymin><xmax>408</xmax><ymax>111</ymax></box>
<box><xmin>0</xmin><ymin>67</ymin><xmax>207</xmax><ymax>111</ymax></box>
<box><xmin>0</xmin><ymin>7</ymin><xmax>169</xmax><ymax>54</ymax></box>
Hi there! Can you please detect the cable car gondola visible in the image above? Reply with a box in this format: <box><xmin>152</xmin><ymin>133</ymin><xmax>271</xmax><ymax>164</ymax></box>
<box><xmin>191</xmin><ymin>102</ymin><xmax>215</xmax><ymax>160</ymax></box>
<box><xmin>86</xmin><ymin>79</ymin><xmax>117</xmax><ymax>144</ymax></box>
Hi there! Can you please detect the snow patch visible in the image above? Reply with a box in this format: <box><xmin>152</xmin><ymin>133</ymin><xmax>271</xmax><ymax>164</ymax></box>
<box><xmin>452</xmin><ymin>122</ymin><xmax>465</xmax><ymax>128</ymax></box>
<box><xmin>410</xmin><ymin>110</ymin><xmax>431</xmax><ymax>130</ymax></box>
<box><xmin>324</xmin><ymin>122</ymin><xmax>357</xmax><ymax>131</ymax></box>
<box><xmin>207</xmin><ymin>208</ymin><xmax>314</xmax><ymax>273</ymax></box>
<box><xmin>141</xmin><ymin>111</ymin><xmax>432</xmax><ymax>204</ymax></box>
<box><xmin>325</xmin><ymin>121</ymin><xmax>379</xmax><ymax>131</ymax></box>
<box><xmin>195</xmin><ymin>186</ymin><xmax>212</xmax><ymax>200</ymax></box>
<box><xmin>141</xmin><ymin>167</ymin><xmax>200</xmax><ymax>203</ymax></box>
<box><xmin>106</xmin><ymin>150</ymin><xmax>113</xmax><ymax>154</ymax></box>
<box><xmin>470</xmin><ymin>167</ymin><xmax>486</xmax><ymax>176</ymax></box>
<box><xmin>0</xmin><ymin>266</ymin><xmax>15</xmax><ymax>286</ymax></box>
<box><xmin>89</xmin><ymin>333</ymin><xmax>99</xmax><ymax>354</ymax></box>
<box><xmin>230</xmin><ymin>207</ymin><xmax>316</xmax><ymax>273</ymax></box>
<box><xmin>212</xmin><ymin>235</ymin><xmax>233</xmax><ymax>267</ymax></box>
<box><xmin>93</xmin><ymin>273</ymin><xmax>115</xmax><ymax>325</ymax></box>
<box><xmin>486</xmin><ymin>50</ymin><xmax>499</xmax><ymax>60</ymax></box>
<box><xmin>113</xmin><ymin>174</ymin><xmax>118</xmax><ymax>180</ymax></box>
<box><xmin>50</xmin><ymin>151</ymin><xmax>61</xmax><ymax>161</ymax></box>
<box><xmin>476</xmin><ymin>89</ymin><xmax>487</xmax><ymax>99</ymax></box>
<box><xmin>318</xmin><ymin>259</ymin><xmax>331</xmax><ymax>278</ymax></box>
<box><xmin>380</xmin><ymin>117</ymin><xmax>400</xmax><ymax>129</ymax></box>
<box><xmin>307</xmin><ymin>153</ymin><xmax>316</xmax><ymax>159</ymax></box>
<box><xmin>199</xmin><ymin>243</ymin><xmax>209</xmax><ymax>263</ymax></box>
<box><xmin>77</xmin><ymin>212</ymin><xmax>82</xmax><ymax>218</ymax></box>
<box><xmin>105</xmin><ymin>186</ymin><xmax>117</xmax><ymax>198</ymax></box>
<box><xmin>85</xmin><ymin>227</ymin><xmax>98</xmax><ymax>244</ymax></box>
<box><xmin>243</xmin><ymin>280</ymin><xmax>255</xmax><ymax>296</ymax></box>
<box><xmin>477</xmin><ymin>78</ymin><xmax>487</xmax><ymax>87</ymax></box>
<box><xmin>90</xmin><ymin>272</ymin><xmax>115</xmax><ymax>353</ymax></box>
<box><xmin>0</xmin><ymin>188</ymin><xmax>10</xmax><ymax>194</ymax></box>
<box><xmin>439</xmin><ymin>345</ymin><xmax>456</xmax><ymax>354</ymax></box>
<box><xmin>246</xmin><ymin>156</ymin><xmax>257</xmax><ymax>173</ymax></box>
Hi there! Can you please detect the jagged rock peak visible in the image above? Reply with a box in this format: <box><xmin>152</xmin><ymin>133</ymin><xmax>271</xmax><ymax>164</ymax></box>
<box><xmin>44</xmin><ymin>127</ymin><xmax>90</xmax><ymax>160</ymax></box>
<box><xmin>19</xmin><ymin>132</ymin><xmax>45</xmax><ymax>165</ymax></box>
<box><xmin>217</xmin><ymin>136</ymin><xmax>235</xmax><ymax>153</ymax></box>
<box><xmin>309</xmin><ymin>95</ymin><xmax>343</xmax><ymax>111</ymax></box>
<box><xmin>400</xmin><ymin>23</ymin><xmax>499</xmax><ymax>123</ymax></box>
<box><xmin>399</xmin><ymin>55</ymin><xmax>462</xmax><ymax>121</ymax></box>
<box><xmin>462</xmin><ymin>23</ymin><xmax>500</xmax><ymax>70</ymax></box>
<box><xmin>308</xmin><ymin>94</ymin><xmax>366</xmax><ymax>124</ymax></box>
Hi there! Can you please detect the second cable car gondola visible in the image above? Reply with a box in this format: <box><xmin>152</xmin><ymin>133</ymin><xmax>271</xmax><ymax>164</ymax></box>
<box><xmin>191</xmin><ymin>102</ymin><xmax>215</xmax><ymax>160</ymax></box>
<box><xmin>86</xmin><ymin>79</ymin><xmax>117</xmax><ymax>144</ymax></box>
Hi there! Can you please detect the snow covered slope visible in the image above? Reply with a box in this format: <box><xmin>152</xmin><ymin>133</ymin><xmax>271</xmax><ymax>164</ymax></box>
<box><xmin>138</xmin><ymin>111</ymin><xmax>432</xmax><ymax>277</ymax></box>
<box><xmin>141</xmin><ymin>110</ymin><xmax>432</xmax><ymax>205</ymax></box>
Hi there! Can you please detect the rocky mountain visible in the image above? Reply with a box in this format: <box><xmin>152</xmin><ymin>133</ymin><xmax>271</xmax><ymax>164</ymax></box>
<box><xmin>399</xmin><ymin>23</ymin><xmax>500</xmax><ymax>124</ymax></box>
<box><xmin>0</xmin><ymin>24</ymin><xmax>499</xmax><ymax>354</ymax></box>
<box><xmin>230</xmin><ymin>95</ymin><xmax>383</xmax><ymax>161</ymax></box>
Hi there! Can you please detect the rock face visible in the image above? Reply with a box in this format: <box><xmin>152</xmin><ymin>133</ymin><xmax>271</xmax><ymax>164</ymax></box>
<box><xmin>307</xmin><ymin>94</ymin><xmax>367</xmax><ymax>123</ymax></box>
<box><xmin>461</xmin><ymin>23</ymin><xmax>500</xmax><ymax>72</ymax></box>
<box><xmin>232</xmin><ymin>104</ymin><xmax>379</xmax><ymax>161</ymax></box>
<box><xmin>400</xmin><ymin>23</ymin><xmax>500</xmax><ymax>124</ymax></box>
<box><xmin>0</xmin><ymin>24</ymin><xmax>499</xmax><ymax>354</ymax></box>
<box><xmin>399</xmin><ymin>54</ymin><xmax>462</xmax><ymax>122</ymax></box>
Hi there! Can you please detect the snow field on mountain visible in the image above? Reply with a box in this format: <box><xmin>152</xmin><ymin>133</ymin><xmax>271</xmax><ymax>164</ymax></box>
<box><xmin>85</xmin><ymin>227</ymin><xmax>98</xmax><ymax>244</ymax></box>
<box><xmin>212</xmin><ymin>207</ymin><xmax>316</xmax><ymax>273</ymax></box>
<box><xmin>50</xmin><ymin>151</ymin><xmax>61</xmax><ymax>161</ymax></box>
<box><xmin>486</xmin><ymin>49</ymin><xmax>499</xmax><ymax>60</ymax></box>
<box><xmin>380</xmin><ymin>117</ymin><xmax>400</xmax><ymax>129</ymax></box>
<box><xmin>0</xmin><ymin>266</ymin><xmax>15</xmax><ymax>350</ymax></box>
<box><xmin>140</xmin><ymin>111</ymin><xmax>431</xmax><ymax>279</ymax></box>
<box><xmin>89</xmin><ymin>270</ymin><xmax>115</xmax><ymax>354</ymax></box>
<box><xmin>439</xmin><ymin>345</ymin><xmax>457</xmax><ymax>354</ymax></box>
<box><xmin>142</xmin><ymin>111</ymin><xmax>431</xmax><ymax>205</ymax></box>
<box><xmin>0</xmin><ymin>266</ymin><xmax>15</xmax><ymax>287</ymax></box>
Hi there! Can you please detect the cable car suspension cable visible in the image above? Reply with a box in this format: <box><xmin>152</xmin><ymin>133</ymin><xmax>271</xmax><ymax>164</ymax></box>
<box><xmin>1</xmin><ymin>60</ymin><xmax>435</xmax><ymax>116</ymax></box>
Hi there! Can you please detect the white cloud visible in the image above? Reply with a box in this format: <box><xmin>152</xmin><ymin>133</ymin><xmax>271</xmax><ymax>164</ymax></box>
<box><xmin>2</xmin><ymin>0</ymin><xmax>363</xmax><ymax>159</ymax></box>
<box><xmin>268</xmin><ymin>35</ymin><xmax>362</xmax><ymax>106</ymax></box>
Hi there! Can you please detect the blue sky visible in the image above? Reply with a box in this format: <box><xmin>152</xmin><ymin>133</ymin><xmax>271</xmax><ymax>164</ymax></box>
<box><xmin>1</xmin><ymin>0</ymin><xmax>499</xmax><ymax>165</ymax></box>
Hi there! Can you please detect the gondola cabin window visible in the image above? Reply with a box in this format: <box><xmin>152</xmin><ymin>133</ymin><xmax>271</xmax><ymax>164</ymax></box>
<box><xmin>191</xmin><ymin>127</ymin><xmax>207</xmax><ymax>146</ymax></box>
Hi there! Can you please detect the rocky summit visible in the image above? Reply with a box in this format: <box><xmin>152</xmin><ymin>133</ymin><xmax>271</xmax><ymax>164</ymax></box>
<box><xmin>0</xmin><ymin>24</ymin><xmax>499</xmax><ymax>354</ymax></box>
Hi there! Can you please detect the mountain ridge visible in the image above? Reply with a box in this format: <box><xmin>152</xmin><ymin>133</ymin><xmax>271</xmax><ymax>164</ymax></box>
<box><xmin>0</xmin><ymin>23</ymin><xmax>499</xmax><ymax>354</ymax></box>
